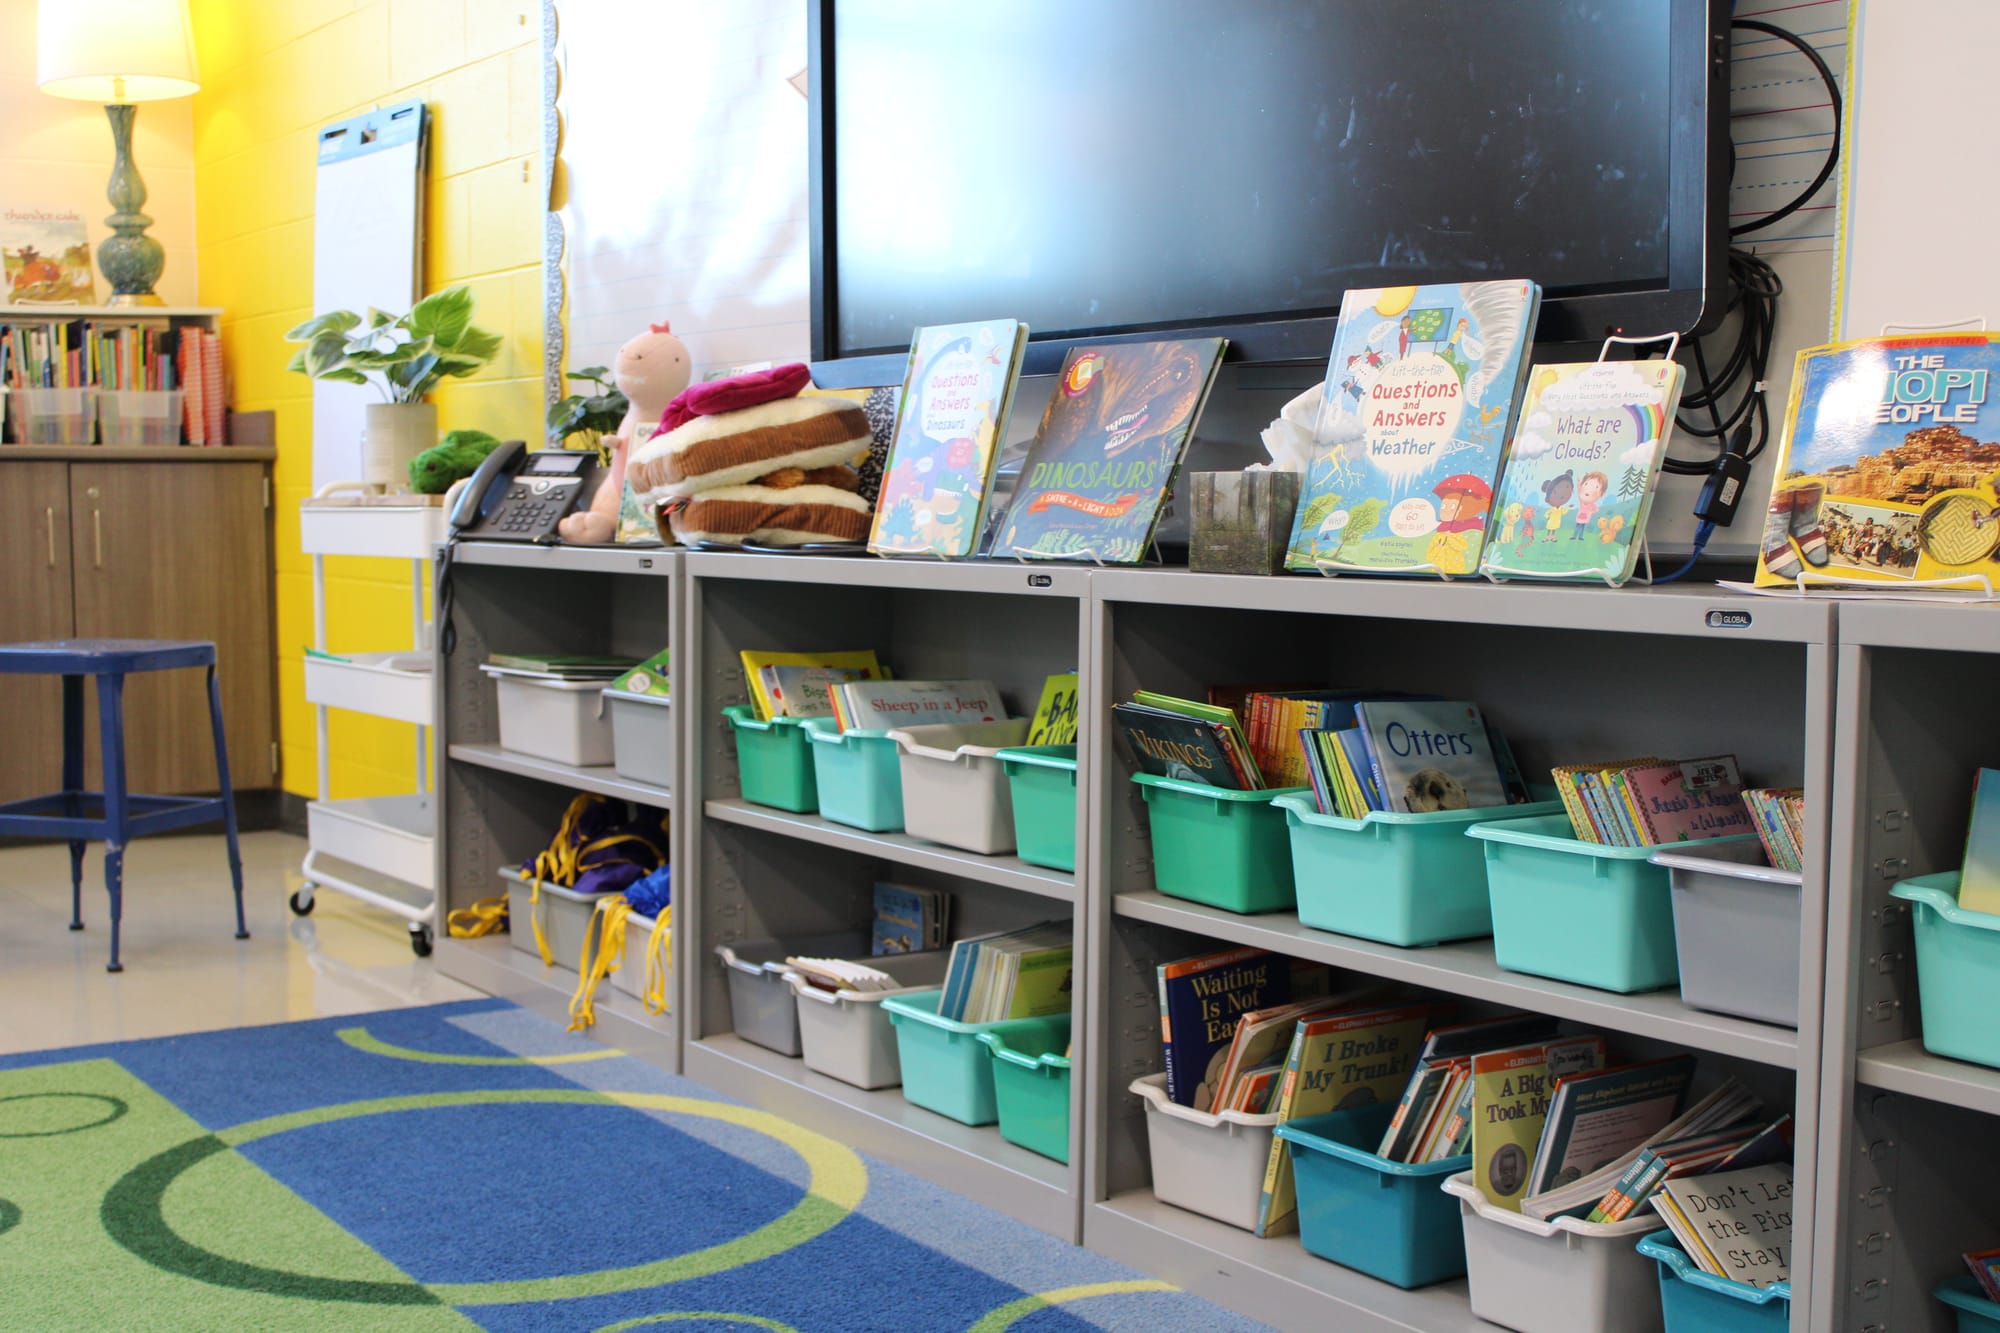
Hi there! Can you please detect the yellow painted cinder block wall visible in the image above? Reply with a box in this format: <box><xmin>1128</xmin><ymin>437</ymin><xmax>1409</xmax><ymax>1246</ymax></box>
<box><xmin>190</xmin><ymin>0</ymin><xmax>545</xmax><ymax>798</ymax></box>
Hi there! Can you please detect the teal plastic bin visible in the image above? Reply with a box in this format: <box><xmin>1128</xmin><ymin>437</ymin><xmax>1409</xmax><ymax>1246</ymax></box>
<box><xmin>1134</xmin><ymin>774</ymin><xmax>1309</xmax><ymax>914</ymax></box>
<box><xmin>1468</xmin><ymin>814</ymin><xmax>1753</xmax><ymax>994</ymax></box>
<box><xmin>996</xmin><ymin>745</ymin><xmax>1078</xmax><ymax>872</ymax></box>
<box><xmin>1279</xmin><ymin>792</ymin><xmax>1566</xmax><ymax>946</ymax></box>
<box><xmin>721</xmin><ymin>705</ymin><xmax>817</xmax><ymax>813</ymax></box>
<box><xmin>978</xmin><ymin>1026</ymin><xmax>1072</xmax><ymax>1162</ymax></box>
<box><xmin>1890</xmin><ymin>872</ymin><xmax>2000</xmax><ymax>1069</ymax></box>
<box><xmin>1938</xmin><ymin>1276</ymin><xmax>2000</xmax><ymax>1332</ymax></box>
<box><xmin>802</xmin><ymin>717</ymin><xmax>904</xmax><ymax>831</ymax></box>
<box><xmin>881</xmin><ymin>989</ymin><xmax>1071</xmax><ymax>1126</ymax></box>
<box><xmin>1638</xmin><ymin>1231</ymin><xmax>1791</xmax><ymax>1333</ymax></box>
<box><xmin>1276</xmin><ymin>1103</ymin><xmax>1469</xmax><ymax>1289</ymax></box>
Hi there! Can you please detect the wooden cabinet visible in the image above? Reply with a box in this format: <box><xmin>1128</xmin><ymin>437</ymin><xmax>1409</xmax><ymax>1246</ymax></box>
<box><xmin>0</xmin><ymin>453</ymin><xmax>275</xmax><ymax>800</ymax></box>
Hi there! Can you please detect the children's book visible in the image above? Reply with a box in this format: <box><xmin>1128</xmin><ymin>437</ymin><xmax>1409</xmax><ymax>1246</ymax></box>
<box><xmin>1525</xmin><ymin>1056</ymin><xmax>1696</xmax><ymax>1200</ymax></box>
<box><xmin>1285</xmin><ymin>280</ymin><xmax>1541</xmax><ymax>575</ymax></box>
<box><xmin>1254</xmin><ymin>1001</ymin><xmax>1451</xmax><ymax>1236</ymax></box>
<box><xmin>738</xmin><ymin>650</ymin><xmax>884</xmax><ymax>721</ymax></box>
<box><xmin>1352</xmin><ymin>700</ymin><xmax>1511</xmax><ymax>813</ymax></box>
<box><xmin>1114</xmin><ymin>696</ymin><xmax>1258</xmax><ymax>789</ymax></box>
<box><xmin>1208</xmin><ymin>995</ymin><xmax>1350</xmax><ymax>1117</ymax></box>
<box><xmin>870</xmin><ymin>319</ymin><xmax>1029</xmax><ymax>557</ymax></box>
<box><xmin>1652</xmin><ymin>1164</ymin><xmax>1794</xmax><ymax>1288</ymax></box>
<box><xmin>1965</xmin><ymin>1249</ymin><xmax>2000</xmax><ymax>1304</ymax></box>
<box><xmin>1622</xmin><ymin>756</ymin><xmax>1753</xmax><ymax>845</ymax></box>
<box><xmin>1960</xmin><ymin>768</ymin><xmax>2000</xmax><ymax>914</ymax></box>
<box><xmin>1468</xmin><ymin>1037</ymin><xmax>1607</xmax><ymax>1212</ymax></box>
<box><xmin>1025</xmin><ymin>672</ymin><xmax>1081</xmax><ymax>746</ymax></box>
<box><xmin>1754</xmin><ymin>333</ymin><xmax>2000</xmax><ymax>588</ymax></box>
<box><xmin>872</xmin><ymin>882</ymin><xmax>949</xmax><ymax>955</ymax></box>
<box><xmin>608</xmin><ymin>648</ymin><xmax>672</xmax><ymax>698</ymax></box>
<box><xmin>831</xmin><ymin>678</ymin><xmax>1005</xmax><ymax>732</ymax></box>
<box><xmin>1155</xmin><ymin>947</ymin><xmax>1331</xmax><ymax>1108</ymax></box>
<box><xmin>1</xmin><ymin>208</ymin><xmax>96</xmax><ymax>304</ymax></box>
<box><xmin>1482</xmin><ymin>359</ymin><xmax>1686</xmax><ymax>584</ymax></box>
<box><xmin>996</xmin><ymin>338</ymin><xmax>1227</xmax><ymax>563</ymax></box>
<box><xmin>762</xmin><ymin>664</ymin><xmax>871</xmax><ymax>718</ymax></box>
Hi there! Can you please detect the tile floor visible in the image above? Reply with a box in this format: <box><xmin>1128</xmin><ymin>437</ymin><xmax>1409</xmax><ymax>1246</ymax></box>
<box><xmin>0</xmin><ymin>831</ymin><xmax>480</xmax><ymax>1056</ymax></box>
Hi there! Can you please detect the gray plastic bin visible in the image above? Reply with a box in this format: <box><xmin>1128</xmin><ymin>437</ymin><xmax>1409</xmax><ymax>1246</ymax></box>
<box><xmin>604</xmin><ymin>688</ymin><xmax>674</xmax><ymax>790</ymax></box>
<box><xmin>887</xmin><ymin>720</ymin><xmax>1031</xmax><ymax>855</ymax></box>
<box><xmin>715</xmin><ymin>932</ymin><xmax>870</xmax><ymax>1056</ymax></box>
<box><xmin>1130</xmin><ymin>1073</ymin><xmax>1283</xmax><ymax>1232</ymax></box>
<box><xmin>786</xmin><ymin>950</ymin><xmax>952</xmax><ymax>1089</ymax></box>
<box><xmin>484</xmin><ymin>667</ymin><xmax>615</xmax><ymax>766</ymax></box>
<box><xmin>1652</xmin><ymin>840</ymin><xmax>1803</xmax><ymax>1027</ymax></box>
<box><xmin>614</xmin><ymin>910</ymin><xmax>667</xmax><ymax>1003</ymax></box>
<box><xmin>1444</xmin><ymin>1172</ymin><xmax>1664</xmax><ymax>1333</ymax></box>
<box><xmin>501</xmin><ymin>866</ymin><xmax>607</xmax><ymax>972</ymax></box>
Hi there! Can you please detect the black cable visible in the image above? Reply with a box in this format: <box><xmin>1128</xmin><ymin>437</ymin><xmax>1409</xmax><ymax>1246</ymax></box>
<box><xmin>1728</xmin><ymin>19</ymin><xmax>1843</xmax><ymax>238</ymax></box>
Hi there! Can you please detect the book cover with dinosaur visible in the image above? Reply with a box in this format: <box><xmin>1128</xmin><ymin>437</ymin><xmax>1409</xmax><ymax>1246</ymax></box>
<box><xmin>870</xmin><ymin>319</ymin><xmax>1028</xmax><ymax>557</ymax></box>
<box><xmin>1482</xmin><ymin>359</ymin><xmax>1685</xmax><ymax>585</ymax></box>
<box><xmin>996</xmin><ymin>338</ymin><xmax>1226</xmax><ymax>562</ymax></box>
<box><xmin>1285</xmin><ymin>281</ymin><xmax>1540</xmax><ymax>575</ymax></box>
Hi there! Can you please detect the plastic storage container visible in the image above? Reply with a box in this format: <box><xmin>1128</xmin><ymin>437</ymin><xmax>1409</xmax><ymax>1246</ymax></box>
<box><xmin>1279</xmin><ymin>792</ymin><xmax>1567</xmax><ymax>946</ymax></box>
<box><xmin>1134</xmin><ymin>776</ymin><xmax>1308</xmax><ymax>914</ymax></box>
<box><xmin>1445</xmin><ymin>1172</ymin><xmax>1665</xmax><ymax>1333</ymax></box>
<box><xmin>881</xmin><ymin>989</ymin><xmax>1069</xmax><ymax>1126</ymax></box>
<box><xmin>1130</xmin><ymin>1073</ymin><xmax>1282</xmax><ymax>1231</ymax></box>
<box><xmin>720</xmin><ymin>705</ymin><xmax>818</xmax><ymax>813</ymax></box>
<box><xmin>98</xmin><ymin>389</ymin><xmax>185</xmax><ymax>445</ymax></box>
<box><xmin>783</xmin><ymin>949</ymin><xmax>950</xmax><ymax>1089</ymax></box>
<box><xmin>1276</xmin><ymin>1103</ymin><xmax>1470</xmax><ymax>1288</ymax></box>
<box><xmin>1638</xmin><ymin>1230</ymin><xmax>1791</xmax><ymax>1333</ymax></box>
<box><xmin>1890</xmin><ymin>871</ymin><xmax>2000</xmax><ymax>1068</ymax></box>
<box><xmin>979</xmin><ymin>1025</ymin><xmax>1072</xmax><ymax>1163</ymax></box>
<box><xmin>12</xmin><ymin>386</ymin><xmax>96</xmax><ymax>444</ymax></box>
<box><xmin>714</xmin><ymin>931</ymin><xmax>869</xmax><ymax>1056</ymax></box>
<box><xmin>1653</xmin><ymin>841</ymin><xmax>1802</xmax><ymax>1027</ymax></box>
<box><xmin>888</xmin><ymin>720</ymin><xmax>1031</xmax><ymax>855</ymax></box>
<box><xmin>995</xmin><ymin>745</ymin><xmax>1079</xmax><ymax>872</ymax></box>
<box><xmin>500</xmin><ymin>866</ymin><xmax>605</xmax><ymax>972</ymax></box>
<box><xmin>603</xmin><ymin>689</ymin><xmax>674</xmax><ymax>790</ymax></box>
<box><xmin>1937</xmin><ymin>1276</ymin><xmax>2000</xmax><ymax>1332</ymax></box>
<box><xmin>484</xmin><ymin>667</ymin><xmax>615</xmax><ymax>767</ymax></box>
<box><xmin>1469</xmin><ymin>814</ymin><xmax>1753</xmax><ymax>994</ymax></box>
<box><xmin>801</xmin><ymin>718</ymin><xmax>904</xmax><ymax>832</ymax></box>
<box><xmin>612</xmin><ymin>909</ymin><xmax>667</xmax><ymax>1002</ymax></box>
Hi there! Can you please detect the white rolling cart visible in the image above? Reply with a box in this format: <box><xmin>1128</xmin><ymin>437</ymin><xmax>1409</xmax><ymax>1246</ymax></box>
<box><xmin>293</xmin><ymin>481</ymin><xmax>448</xmax><ymax>955</ymax></box>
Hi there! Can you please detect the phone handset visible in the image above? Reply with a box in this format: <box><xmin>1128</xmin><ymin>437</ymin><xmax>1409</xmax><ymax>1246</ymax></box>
<box><xmin>448</xmin><ymin>438</ymin><xmax>526</xmax><ymax>532</ymax></box>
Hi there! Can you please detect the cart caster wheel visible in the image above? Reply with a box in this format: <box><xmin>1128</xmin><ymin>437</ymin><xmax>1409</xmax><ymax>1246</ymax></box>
<box><xmin>410</xmin><ymin>923</ymin><xmax>434</xmax><ymax>958</ymax></box>
<box><xmin>288</xmin><ymin>889</ymin><xmax>315</xmax><ymax>916</ymax></box>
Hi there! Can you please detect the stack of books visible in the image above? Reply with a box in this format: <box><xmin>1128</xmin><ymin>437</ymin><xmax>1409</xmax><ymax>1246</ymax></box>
<box><xmin>1649</xmin><ymin>1163</ymin><xmax>1795</xmax><ymax>1289</ymax></box>
<box><xmin>1742</xmin><ymin>787</ymin><xmax>1807</xmax><ymax>870</ymax></box>
<box><xmin>1553</xmin><ymin>755</ymin><xmax>1755</xmax><ymax>846</ymax></box>
<box><xmin>828</xmin><ymin>678</ymin><xmax>1004</xmax><ymax>732</ymax></box>
<box><xmin>485</xmin><ymin>653</ymin><xmax>637</xmax><ymax>681</ymax></box>
<box><xmin>938</xmin><ymin>921</ymin><xmax>1071</xmax><ymax>1023</ymax></box>
<box><xmin>871</xmin><ymin>882</ymin><xmax>949</xmax><ymax>955</ymax></box>
<box><xmin>1299</xmin><ymin>698</ymin><xmax>1527</xmax><ymax>818</ymax></box>
<box><xmin>1113</xmin><ymin>691</ymin><xmax>1262</xmax><ymax>789</ymax></box>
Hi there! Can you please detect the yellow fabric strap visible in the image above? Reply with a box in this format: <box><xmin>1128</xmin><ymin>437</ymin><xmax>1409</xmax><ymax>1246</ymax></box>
<box><xmin>568</xmin><ymin>895</ymin><xmax>634</xmax><ymax>1032</ymax></box>
<box><xmin>527</xmin><ymin>795</ymin><xmax>605</xmax><ymax>966</ymax></box>
<box><xmin>640</xmin><ymin>907</ymin><xmax>672</xmax><ymax>1015</ymax></box>
<box><xmin>445</xmin><ymin>896</ymin><xmax>509</xmax><ymax>939</ymax></box>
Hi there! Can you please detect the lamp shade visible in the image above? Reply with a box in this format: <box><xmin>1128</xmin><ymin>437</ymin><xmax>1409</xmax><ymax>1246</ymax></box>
<box><xmin>37</xmin><ymin>0</ymin><xmax>199</xmax><ymax>102</ymax></box>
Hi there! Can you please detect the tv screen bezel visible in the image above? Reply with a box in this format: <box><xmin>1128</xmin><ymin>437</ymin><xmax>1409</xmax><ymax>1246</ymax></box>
<box><xmin>807</xmin><ymin>0</ymin><xmax>1728</xmax><ymax>387</ymax></box>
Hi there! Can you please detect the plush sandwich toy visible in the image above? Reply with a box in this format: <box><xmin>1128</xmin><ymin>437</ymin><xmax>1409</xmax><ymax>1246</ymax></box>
<box><xmin>627</xmin><ymin>363</ymin><xmax>875</xmax><ymax>546</ymax></box>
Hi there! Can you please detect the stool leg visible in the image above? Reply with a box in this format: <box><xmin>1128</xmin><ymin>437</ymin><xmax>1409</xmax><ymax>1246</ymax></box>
<box><xmin>206</xmin><ymin>664</ymin><xmax>248</xmax><ymax>941</ymax></box>
<box><xmin>96</xmin><ymin>673</ymin><xmax>129</xmax><ymax>973</ymax></box>
<box><xmin>62</xmin><ymin>674</ymin><xmax>85</xmax><ymax>931</ymax></box>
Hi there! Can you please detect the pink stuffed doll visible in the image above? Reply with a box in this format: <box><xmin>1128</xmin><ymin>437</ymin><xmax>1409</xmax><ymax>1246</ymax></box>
<box><xmin>556</xmin><ymin>321</ymin><xmax>691</xmax><ymax>544</ymax></box>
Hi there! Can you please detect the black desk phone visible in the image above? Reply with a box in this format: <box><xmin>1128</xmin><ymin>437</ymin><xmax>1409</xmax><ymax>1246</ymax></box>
<box><xmin>448</xmin><ymin>440</ymin><xmax>605</xmax><ymax>542</ymax></box>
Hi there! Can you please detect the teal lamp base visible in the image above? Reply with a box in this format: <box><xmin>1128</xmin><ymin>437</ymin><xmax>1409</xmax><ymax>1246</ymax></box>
<box><xmin>99</xmin><ymin>103</ymin><xmax>165</xmax><ymax>306</ymax></box>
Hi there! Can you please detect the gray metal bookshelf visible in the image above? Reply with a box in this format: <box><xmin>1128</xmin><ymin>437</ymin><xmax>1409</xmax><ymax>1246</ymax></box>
<box><xmin>424</xmin><ymin>543</ymin><xmax>2000</xmax><ymax>1333</ymax></box>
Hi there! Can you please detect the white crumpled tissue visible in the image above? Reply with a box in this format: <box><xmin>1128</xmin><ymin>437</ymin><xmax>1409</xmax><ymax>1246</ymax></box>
<box><xmin>1252</xmin><ymin>383</ymin><xmax>1324</xmax><ymax>474</ymax></box>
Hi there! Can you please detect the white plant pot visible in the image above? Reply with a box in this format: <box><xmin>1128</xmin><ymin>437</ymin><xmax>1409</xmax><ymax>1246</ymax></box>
<box><xmin>364</xmin><ymin>401</ymin><xmax>438</xmax><ymax>490</ymax></box>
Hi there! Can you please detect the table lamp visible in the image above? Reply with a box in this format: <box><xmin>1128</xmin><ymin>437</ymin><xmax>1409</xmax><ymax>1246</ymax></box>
<box><xmin>36</xmin><ymin>0</ymin><xmax>200</xmax><ymax>307</ymax></box>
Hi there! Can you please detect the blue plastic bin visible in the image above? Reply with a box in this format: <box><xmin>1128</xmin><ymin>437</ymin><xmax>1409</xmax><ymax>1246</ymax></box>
<box><xmin>1134</xmin><ymin>774</ymin><xmax>1308</xmax><ymax>914</ymax></box>
<box><xmin>1890</xmin><ymin>872</ymin><xmax>2000</xmax><ymax>1069</ymax></box>
<box><xmin>1276</xmin><ymin>1103</ymin><xmax>1469</xmax><ymax>1288</ymax></box>
<box><xmin>1279</xmin><ymin>792</ymin><xmax>1566</xmax><ymax>946</ymax></box>
<box><xmin>1938</xmin><ymin>1276</ymin><xmax>2000</xmax><ymax>1332</ymax></box>
<box><xmin>881</xmin><ymin>989</ymin><xmax>1071</xmax><ymax>1126</ymax></box>
<box><xmin>802</xmin><ymin>717</ymin><xmax>905</xmax><ymax>831</ymax></box>
<box><xmin>1638</xmin><ymin>1231</ymin><xmax>1791</xmax><ymax>1333</ymax></box>
<box><xmin>1468</xmin><ymin>815</ymin><xmax>1754</xmax><ymax>994</ymax></box>
<box><xmin>721</xmin><ymin>705</ymin><xmax>818</xmax><ymax>813</ymax></box>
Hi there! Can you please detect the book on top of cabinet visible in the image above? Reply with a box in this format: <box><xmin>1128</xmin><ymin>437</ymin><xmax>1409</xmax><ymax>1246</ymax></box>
<box><xmin>1285</xmin><ymin>280</ymin><xmax>1541</xmax><ymax>576</ymax></box>
<box><xmin>870</xmin><ymin>318</ymin><xmax>1029</xmax><ymax>558</ymax></box>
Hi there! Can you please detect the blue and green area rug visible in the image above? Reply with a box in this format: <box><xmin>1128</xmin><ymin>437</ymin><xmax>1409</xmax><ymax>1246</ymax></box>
<box><xmin>0</xmin><ymin>999</ymin><xmax>1267</xmax><ymax>1332</ymax></box>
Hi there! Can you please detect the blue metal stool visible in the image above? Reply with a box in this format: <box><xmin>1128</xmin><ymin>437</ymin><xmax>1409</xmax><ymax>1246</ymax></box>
<box><xmin>0</xmin><ymin>639</ymin><xmax>248</xmax><ymax>972</ymax></box>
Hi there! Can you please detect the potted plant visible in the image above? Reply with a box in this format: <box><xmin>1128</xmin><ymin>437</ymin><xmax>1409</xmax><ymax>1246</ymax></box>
<box><xmin>547</xmin><ymin>365</ymin><xmax>629</xmax><ymax>461</ymax></box>
<box><xmin>284</xmin><ymin>285</ymin><xmax>503</xmax><ymax>487</ymax></box>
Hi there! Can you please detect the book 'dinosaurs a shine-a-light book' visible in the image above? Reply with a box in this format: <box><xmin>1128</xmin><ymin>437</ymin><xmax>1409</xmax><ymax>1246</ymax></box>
<box><xmin>869</xmin><ymin>319</ymin><xmax>1029</xmax><ymax>558</ymax></box>
<box><xmin>1285</xmin><ymin>281</ymin><xmax>1540</xmax><ymax>576</ymax></box>
<box><xmin>1755</xmin><ymin>332</ymin><xmax>2000</xmax><ymax>588</ymax></box>
<box><xmin>996</xmin><ymin>338</ymin><xmax>1227</xmax><ymax>563</ymax></box>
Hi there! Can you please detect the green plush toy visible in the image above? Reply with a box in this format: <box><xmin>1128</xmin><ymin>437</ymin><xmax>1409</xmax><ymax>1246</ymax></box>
<box><xmin>409</xmin><ymin>429</ymin><xmax>504</xmax><ymax>494</ymax></box>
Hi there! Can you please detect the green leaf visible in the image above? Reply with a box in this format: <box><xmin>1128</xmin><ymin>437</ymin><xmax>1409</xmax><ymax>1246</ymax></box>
<box><xmin>451</xmin><ymin>324</ymin><xmax>503</xmax><ymax>363</ymax></box>
<box><xmin>364</xmin><ymin>307</ymin><xmax>396</xmax><ymax>329</ymax></box>
<box><xmin>567</xmin><ymin>366</ymin><xmax>610</xmax><ymax>381</ymax></box>
<box><xmin>318</xmin><ymin>368</ymin><xmax>369</xmax><ymax>386</ymax></box>
<box><xmin>406</xmin><ymin>285</ymin><xmax>472</xmax><ymax>347</ymax></box>
<box><xmin>303</xmin><ymin>331</ymin><xmax>351</xmax><ymax>379</ymax></box>
<box><xmin>284</xmin><ymin>310</ymin><xmax>360</xmax><ymax>342</ymax></box>
<box><xmin>285</xmin><ymin>347</ymin><xmax>309</xmax><ymax>375</ymax></box>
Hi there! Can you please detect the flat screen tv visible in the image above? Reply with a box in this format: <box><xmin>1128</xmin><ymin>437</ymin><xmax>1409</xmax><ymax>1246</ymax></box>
<box><xmin>809</xmin><ymin>0</ymin><xmax>1728</xmax><ymax>382</ymax></box>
